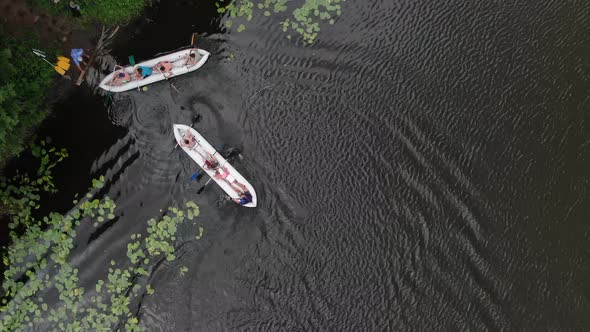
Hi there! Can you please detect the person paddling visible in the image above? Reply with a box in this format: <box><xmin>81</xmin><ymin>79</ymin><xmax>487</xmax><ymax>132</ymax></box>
<box><xmin>179</xmin><ymin>130</ymin><xmax>218</xmax><ymax>168</ymax></box>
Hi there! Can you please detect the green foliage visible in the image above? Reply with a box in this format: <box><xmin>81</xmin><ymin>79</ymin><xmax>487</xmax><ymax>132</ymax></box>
<box><xmin>0</xmin><ymin>33</ymin><xmax>55</xmax><ymax>164</ymax></box>
<box><xmin>195</xmin><ymin>225</ymin><xmax>204</xmax><ymax>240</ymax></box>
<box><xmin>26</xmin><ymin>0</ymin><xmax>149</xmax><ymax>24</ymax></box>
<box><xmin>77</xmin><ymin>0</ymin><xmax>149</xmax><ymax>25</ymax></box>
<box><xmin>0</xmin><ymin>140</ymin><xmax>68</xmax><ymax>237</ymax></box>
<box><xmin>217</xmin><ymin>0</ymin><xmax>344</xmax><ymax>43</ymax></box>
<box><xmin>24</xmin><ymin>0</ymin><xmax>65</xmax><ymax>16</ymax></box>
<box><xmin>0</xmin><ymin>146</ymin><xmax>203</xmax><ymax>331</ymax></box>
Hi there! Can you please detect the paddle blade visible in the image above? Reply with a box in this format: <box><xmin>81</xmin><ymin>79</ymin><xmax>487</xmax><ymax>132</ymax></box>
<box><xmin>190</xmin><ymin>171</ymin><xmax>200</xmax><ymax>181</ymax></box>
<box><xmin>196</xmin><ymin>185</ymin><xmax>206</xmax><ymax>194</ymax></box>
<box><xmin>192</xmin><ymin>114</ymin><xmax>202</xmax><ymax>124</ymax></box>
<box><xmin>53</xmin><ymin>66</ymin><xmax>66</xmax><ymax>75</ymax></box>
<box><xmin>57</xmin><ymin>60</ymin><xmax>70</xmax><ymax>70</ymax></box>
<box><xmin>32</xmin><ymin>50</ymin><xmax>46</xmax><ymax>58</ymax></box>
<box><xmin>197</xmin><ymin>178</ymin><xmax>213</xmax><ymax>194</ymax></box>
<box><xmin>57</xmin><ymin>56</ymin><xmax>70</xmax><ymax>63</ymax></box>
<box><xmin>128</xmin><ymin>55</ymin><xmax>136</xmax><ymax>65</ymax></box>
<box><xmin>223</xmin><ymin>147</ymin><xmax>241</xmax><ymax>159</ymax></box>
<box><xmin>191</xmin><ymin>33</ymin><xmax>196</xmax><ymax>46</ymax></box>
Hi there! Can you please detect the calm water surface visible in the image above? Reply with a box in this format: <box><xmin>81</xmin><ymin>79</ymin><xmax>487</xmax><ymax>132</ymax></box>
<box><xmin>29</xmin><ymin>0</ymin><xmax>590</xmax><ymax>330</ymax></box>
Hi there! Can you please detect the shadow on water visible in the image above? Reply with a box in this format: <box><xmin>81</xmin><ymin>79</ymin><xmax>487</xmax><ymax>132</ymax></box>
<box><xmin>36</xmin><ymin>87</ymin><xmax>127</xmax><ymax>215</ymax></box>
<box><xmin>109</xmin><ymin>0</ymin><xmax>225</xmax><ymax>62</ymax></box>
<box><xmin>0</xmin><ymin>85</ymin><xmax>125</xmax><ymax>246</ymax></box>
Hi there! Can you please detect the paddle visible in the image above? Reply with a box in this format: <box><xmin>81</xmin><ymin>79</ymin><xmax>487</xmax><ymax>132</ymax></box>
<box><xmin>196</xmin><ymin>177</ymin><xmax>213</xmax><ymax>194</ymax></box>
<box><xmin>195</xmin><ymin>145</ymin><xmax>233</xmax><ymax>195</ymax></box>
<box><xmin>57</xmin><ymin>56</ymin><xmax>70</xmax><ymax>63</ymax></box>
<box><xmin>32</xmin><ymin>49</ymin><xmax>66</xmax><ymax>75</ymax></box>
<box><xmin>57</xmin><ymin>58</ymin><xmax>70</xmax><ymax>70</ymax></box>
<box><xmin>186</xmin><ymin>33</ymin><xmax>200</xmax><ymax>67</ymax></box>
<box><xmin>189</xmin><ymin>170</ymin><xmax>201</xmax><ymax>181</ymax></box>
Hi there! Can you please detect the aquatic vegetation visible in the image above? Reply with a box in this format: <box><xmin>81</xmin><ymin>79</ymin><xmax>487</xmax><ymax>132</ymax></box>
<box><xmin>217</xmin><ymin>0</ymin><xmax>345</xmax><ymax>43</ymax></box>
<box><xmin>0</xmin><ymin>140</ymin><xmax>68</xmax><ymax>234</ymax></box>
<box><xmin>0</xmin><ymin>34</ymin><xmax>55</xmax><ymax>165</ymax></box>
<box><xmin>196</xmin><ymin>225</ymin><xmax>205</xmax><ymax>240</ymax></box>
<box><xmin>73</xmin><ymin>201</ymin><xmax>199</xmax><ymax>331</ymax></box>
<box><xmin>179</xmin><ymin>266</ymin><xmax>189</xmax><ymax>276</ymax></box>
<box><xmin>0</xmin><ymin>144</ymin><xmax>203</xmax><ymax>331</ymax></box>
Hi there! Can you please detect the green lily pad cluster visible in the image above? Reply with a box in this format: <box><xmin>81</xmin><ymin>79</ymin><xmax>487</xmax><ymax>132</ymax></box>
<box><xmin>67</xmin><ymin>201</ymin><xmax>199</xmax><ymax>331</ymax></box>
<box><xmin>0</xmin><ymin>143</ymin><xmax>203</xmax><ymax>331</ymax></box>
<box><xmin>1</xmin><ymin>140</ymin><xmax>68</xmax><ymax>237</ymax></box>
<box><xmin>217</xmin><ymin>0</ymin><xmax>344</xmax><ymax>43</ymax></box>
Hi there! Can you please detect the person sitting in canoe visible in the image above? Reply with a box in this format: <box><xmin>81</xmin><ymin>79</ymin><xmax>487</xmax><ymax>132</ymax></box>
<box><xmin>180</xmin><ymin>130</ymin><xmax>219</xmax><ymax>168</ymax></box>
<box><xmin>194</xmin><ymin>144</ymin><xmax>219</xmax><ymax>170</ymax></box>
<box><xmin>180</xmin><ymin>131</ymin><xmax>197</xmax><ymax>148</ymax></box>
<box><xmin>135</xmin><ymin>66</ymin><xmax>152</xmax><ymax>79</ymax></box>
<box><xmin>229</xmin><ymin>181</ymin><xmax>253</xmax><ymax>206</ymax></box>
<box><xmin>214</xmin><ymin>167</ymin><xmax>235</xmax><ymax>182</ymax></box>
<box><xmin>111</xmin><ymin>67</ymin><xmax>131</xmax><ymax>86</ymax></box>
<box><xmin>203</xmin><ymin>158</ymin><xmax>219</xmax><ymax>170</ymax></box>
<box><xmin>153</xmin><ymin>61</ymin><xmax>173</xmax><ymax>75</ymax></box>
<box><xmin>186</xmin><ymin>51</ymin><xmax>199</xmax><ymax>67</ymax></box>
<box><xmin>214</xmin><ymin>169</ymin><xmax>252</xmax><ymax>205</ymax></box>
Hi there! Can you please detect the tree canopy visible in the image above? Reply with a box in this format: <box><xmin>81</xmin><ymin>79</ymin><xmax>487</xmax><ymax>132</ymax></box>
<box><xmin>0</xmin><ymin>33</ymin><xmax>55</xmax><ymax>165</ymax></box>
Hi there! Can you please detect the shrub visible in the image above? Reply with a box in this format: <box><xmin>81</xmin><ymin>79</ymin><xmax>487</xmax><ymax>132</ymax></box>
<box><xmin>0</xmin><ymin>32</ymin><xmax>55</xmax><ymax>165</ymax></box>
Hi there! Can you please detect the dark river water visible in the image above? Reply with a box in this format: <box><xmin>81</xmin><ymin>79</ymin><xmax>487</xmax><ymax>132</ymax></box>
<box><xmin>27</xmin><ymin>0</ymin><xmax>590</xmax><ymax>330</ymax></box>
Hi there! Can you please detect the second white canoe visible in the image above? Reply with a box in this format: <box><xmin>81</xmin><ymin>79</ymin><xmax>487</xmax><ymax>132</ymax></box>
<box><xmin>173</xmin><ymin>124</ymin><xmax>257</xmax><ymax>208</ymax></box>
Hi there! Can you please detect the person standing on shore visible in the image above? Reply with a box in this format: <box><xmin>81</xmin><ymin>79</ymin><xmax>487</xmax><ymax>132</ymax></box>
<box><xmin>69</xmin><ymin>1</ymin><xmax>81</xmax><ymax>17</ymax></box>
<box><xmin>70</xmin><ymin>48</ymin><xmax>90</xmax><ymax>71</ymax></box>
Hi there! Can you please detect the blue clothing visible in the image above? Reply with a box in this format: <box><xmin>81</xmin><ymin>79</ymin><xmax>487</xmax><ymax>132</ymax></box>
<box><xmin>138</xmin><ymin>66</ymin><xmax>152</xmax><ymax>78</ymax></box>
<box><xmin>239</xmin><ymin>192</ymin><xmax>252</xmax><ymax>205</ymax></box>
<box><xmin>71</xmin><ymin>48</ymin><xmax>84</xmax><ymax>66</ymax></box>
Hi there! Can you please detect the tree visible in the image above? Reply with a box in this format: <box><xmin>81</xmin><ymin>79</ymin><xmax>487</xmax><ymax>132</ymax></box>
<box><xmin>0</xmin><ymin>32</ymin><xmax>55</xmax><ymax>165</ymax></box>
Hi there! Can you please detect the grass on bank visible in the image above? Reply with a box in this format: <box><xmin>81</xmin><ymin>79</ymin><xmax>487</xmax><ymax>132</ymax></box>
<box><xmin>26</xmin><ymin>0</ymin><xmax>149</xmax><ymax>25</ymax></box>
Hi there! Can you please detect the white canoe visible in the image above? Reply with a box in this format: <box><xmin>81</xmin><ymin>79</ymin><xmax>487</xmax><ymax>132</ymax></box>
<box><xmin>99</xmin><ymin>48</ymin><xmax>209</xmax><ymax>92</ymax></box>
<box><xmin>173</xmin><ymin>124</ymin><xmax>257</xmax><ymax>207</ymax></box>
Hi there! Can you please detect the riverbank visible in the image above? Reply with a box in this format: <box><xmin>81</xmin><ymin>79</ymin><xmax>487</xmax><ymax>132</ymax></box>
<box><xmin>0</xmin><ymin>0</ymin><xmax>148</xmax><ymax>166</ymax></box>
<box><xmin>1</xmin><ymin>0</ymin><xmax>70</xmax><ymax>44</ymax></box>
